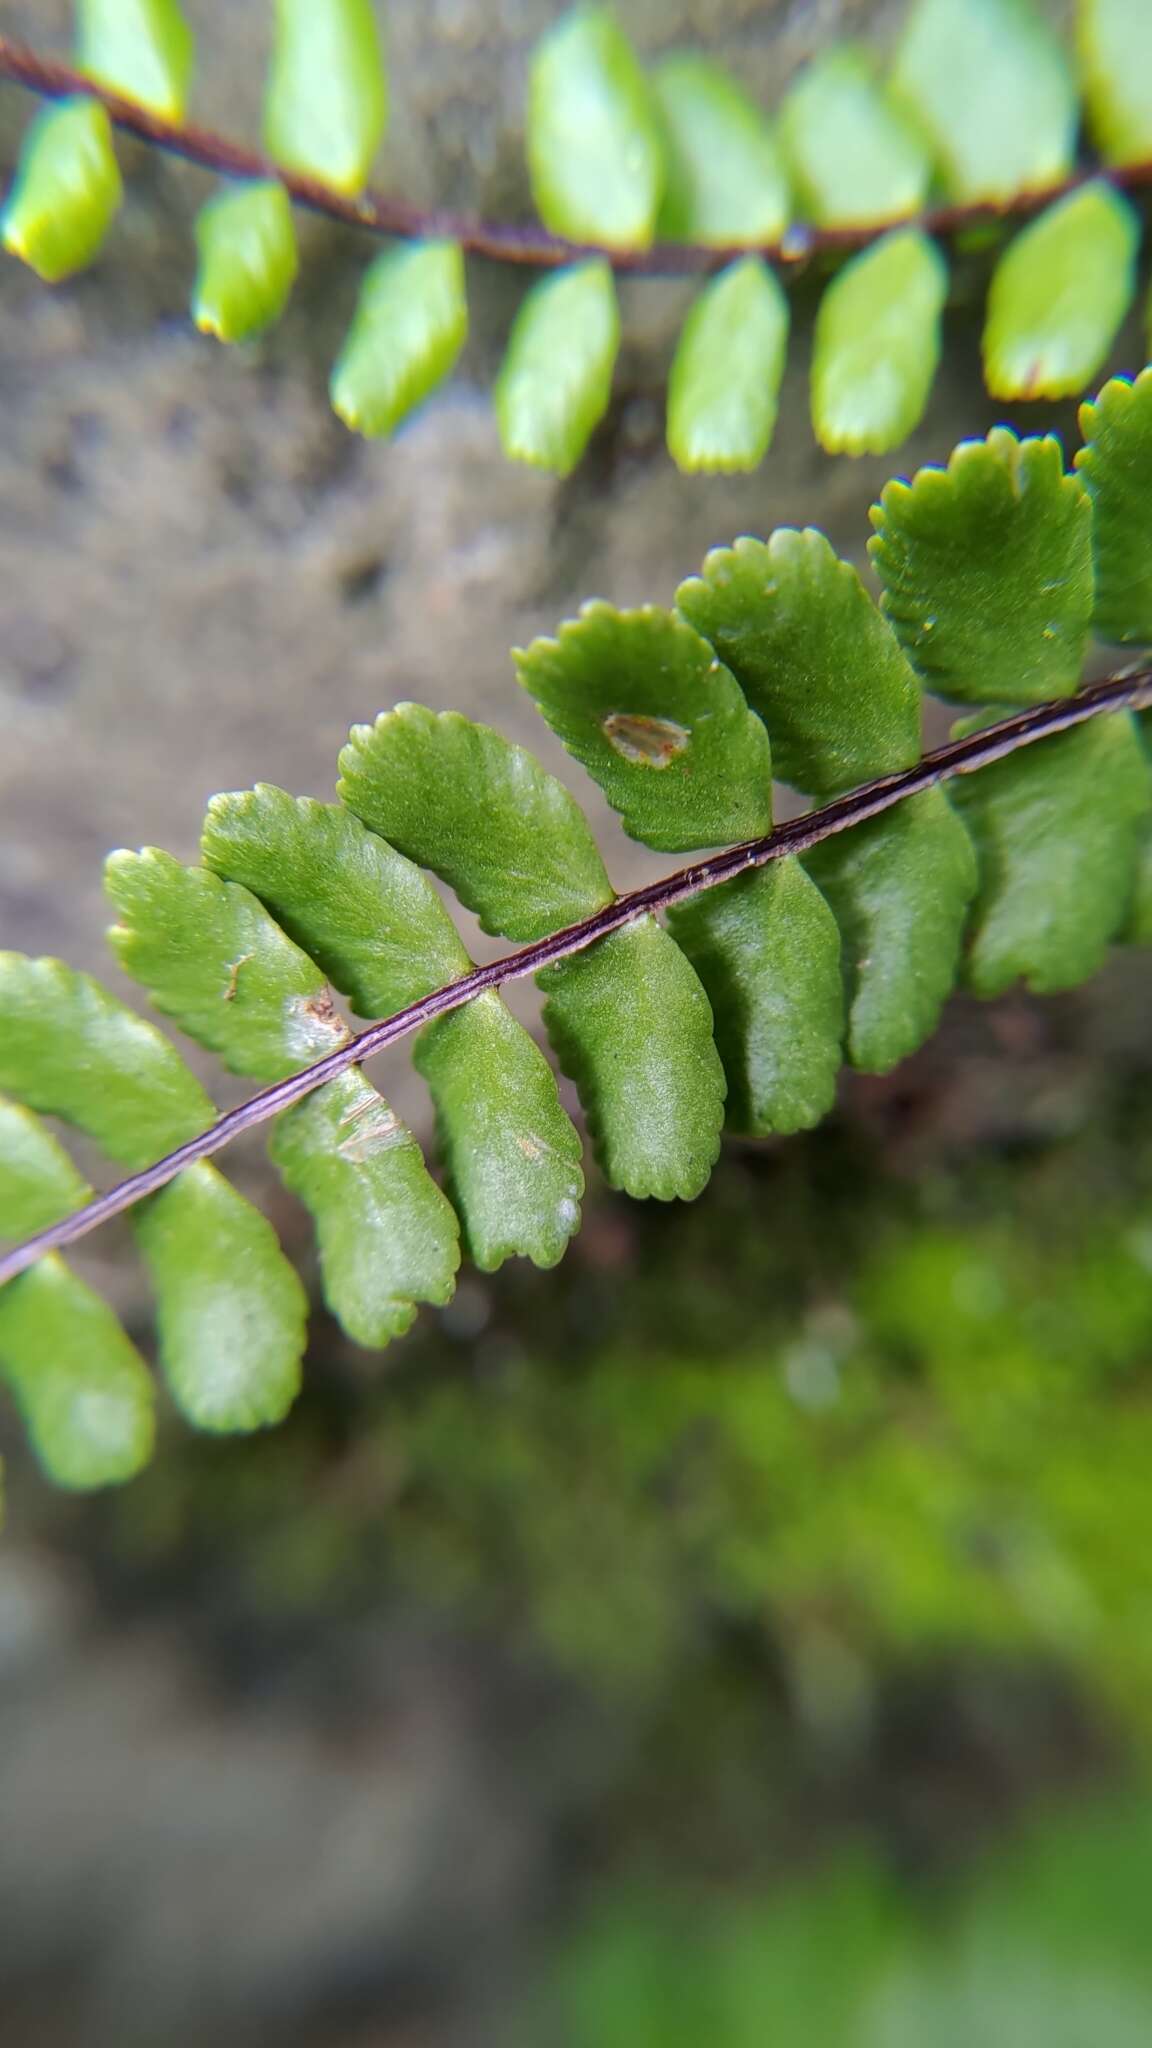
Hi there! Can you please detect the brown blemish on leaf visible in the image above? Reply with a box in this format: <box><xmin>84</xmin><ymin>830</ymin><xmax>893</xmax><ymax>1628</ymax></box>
<box><xmin>337</xmin><ymin>1089</ymin><xmax>405</xmax><ymax>1162</ymax></box>
<box><xmin>222</xmin><ymin>953</ymin><xmax>254</xmax><ymax>1001</ymax></box>
<box><xmin>602</xmin><ymin>711</ymin><xmax>691</xmax><ymax>767</ymax></box>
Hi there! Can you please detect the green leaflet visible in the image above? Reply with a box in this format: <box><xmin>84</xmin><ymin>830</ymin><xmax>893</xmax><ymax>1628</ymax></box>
<box><xmin>193</xmin><ymin>181</ymin><xmax>298</xmax><ymax>343</ymax></box>
<box><xmin>1075</xmin><ymin>368</ymin><xmax>1152</xmax><ymax>645</ymax></box>
<box><xmin>339</xmin><ymin>705</ymin><xmax>614</xmax><ymax>942</ymax></box>
<box><xmin>539</xmin><ymin>919</ymin><xmax>725</xmax><ymax>1202</ymax></box>
<box><xmin>951</xmin><ymin>713</ymin><xmax>1152</xmax><ymax>997</ymax></box>
<box><xmin>667</xmin><ymin>861</ymin><xmax>843</xmax><ymax>1136</ymax></box>
<box><xmin>526</xmin><ymin>5</ymin><xmax>663</xmax><ymax>247</ymax></box>
<box><xmin>0</xmin><ymin>952</ymin><xmax>212</xmax><ymax>1169</ymax></box>
<box><xmin>0</xmin><ymin>1258</ymin><xmax>154</xmax><ymax>1489</ymax></box>
<box><xmin>653</xmin><ymin>56</ymin><xmax>789</xmax><ymax>244</ymax></box>
<box><xmin>495</xmin><ymin>261</ymin><xmax>619</xmax><ymax>477</ymax></box>
<box><xmin>75</xmin><ymin>0</ymin><xmax>194</xmax><ymax>120</ymax></box>
<box><xmin>0</xmin><ymin>1098</ymin><xmax>90</xmax><ymax>1239</ymax></box>
<box><xmin>415</xmin><ymin>994</ymin><xmax>583</xmax><ymax>1272</ymax></box>
<box><xmin>870</xmin><ymin>430</ymin><xmax>1094</xmax><ymax>706</ymax></box>
<box><xmin>270</xmin><ymin>1070</ymin><xmax>460</xmax><ymax>1344</ymax></box>
<box><xmin>984</xmin><ymin>184</ymin><xmax>1140</xmax><ymax>402</ymax></box>
<box><xmin>516</xmin><ymin>603</ymin><xmax>774</xmax><ymax>852</ymax></box>
<box><xmin>778</xmin><ymin>46</ymin><xmax>931</xmax><ymax>227</ymax></box>
<box><xmin>811</xmin><ymin>229</ymin><xmax>947</xmax><ymax>457</ymax></box>
<box><xmin>331</xmin><ymin>241</ymin><xmax>468</xmax><ymax>441</ymax></box>
<box><xmin>803</xmin><ymin>789</ymin><xmax>978</xmax><ymax>1073</ymax></box>
<box><xmin>1077</xmin><ymin>0</ymin><xmax>1152</xmax><ymax>165</ymax></box>
<box><xmin>677</xmin><ymin>529</ymin><xmax>921</xmax><ymax>796</ymax></box>
<box><xmin>891</xmin><ymin>0</ymin><xmax>1077</xmax><ymax>203</ymax></box>
<box><xmin>665</xmin><ymin>258</ymin><xmax>789</xmax><ymax>476</ymax></box>
<box><xmin>202</xmin><ymin>786</ymin><xmax>471</xmax><ymax>1017</ymax></box>
<box><xmin>135</xmin><ymin>1163</ymin><xmax>306</xmax><ymax>1431</ymax></box>
<box><xmin>2</xmin><ymin>98</ymin><xmax>122</xmax><ymax>284</ymax></box>
<box><xmin>264</xmin><ymin>0</ymin><xmax>387</xmax><ymax>195</ymax></box>
<box><xmin>106</xmin><ymin>849</ymin><xmax>348</xmax><ymax>1080</ymax></box>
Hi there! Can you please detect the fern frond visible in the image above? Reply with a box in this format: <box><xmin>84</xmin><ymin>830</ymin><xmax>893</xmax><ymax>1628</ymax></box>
<box><xmin>3</xmin><ymin>372</ymin><xmax>1152</xmax><ymax>1494</ymax></box>
<box><xmin>3</xmin><ymin>1</ymin><xmax>1152</xmax><ymax>473</ymax></box>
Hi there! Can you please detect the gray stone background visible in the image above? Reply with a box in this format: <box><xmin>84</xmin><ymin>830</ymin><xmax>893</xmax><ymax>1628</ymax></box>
<box><xmin>0</xmin><ymin>3</ymin><xmax>1136</xmax><ymax>2043</ymax></box>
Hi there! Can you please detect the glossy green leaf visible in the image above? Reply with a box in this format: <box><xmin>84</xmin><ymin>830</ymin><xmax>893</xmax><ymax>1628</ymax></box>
<box><xmin>870</xmin><ymin>430</ymin><xmax>1094</xmax><ymax>706</ymax></box>
<box><xmin>803</xmin><ymin>789</ymin><xmax>978</xmax><ymax>1072</ymax></box>
<box><xmin>668</xmin><ymin>860</ymin><xmax>843</xmax><ymax>1135</ymax></box>
<box><xmin>270</xmin><ymin>1070</ymin><xmax>459</xmax><ymax>1344</ymax></box>
<box><xmin>653</xmin><ymin>56</ymin><xmax>789</xmax><ymax>244</ymax></box>
<box><xmin>202</xmin><ymin>785</ymin><xmax>471</xmax><ymax>1018</ymax></box>
<box><xmin>984</xmin><ymin>184</ymin><xmax>1140</xmax><ymax>402</ymax></box>
<box><xmin>1075</xmin><ymin>368</ymin><xmax>1152</xmax><ymax>644</ymax></box>
<box><xmin>0</xmin><ymin>1258</ymin><xmax>154</xmax><ymax>1489</ymax></box>
<box><xmin>331</xmin><ymin>240</ymin><xmax>468</xmax><ymax>440</ymax></box>
<box><xmin>666</xmin><ymin>258</ymin><xmax>789</xmax><ymax>475</ymax></box>
<box><xmin>1077</xmin><ymin>0</ymin><xmax>1152</xmax><ymax>165</ymax></box>
<box><xmin>951</xmin><ymin>712</ymin><xmax>1152</xmax><ymax>996</ymax></box>
<box><xmin>891</xmin><ymin>0</ymin><xmax>1077</xmax><ymax>203</ymax></box>
<box><xmin>526</xmin><ymin>5</ymin><xmax>663</xmax><ymax>247</ymax></box>
<box><xmin>193</xmin><ymin>180</ymin><xmax>298</xmax><ymax>343</ymax></box>
<box><xmin>339</xmin><ymin>705</ymin><xmax>614</xmax><ymax>942</ymax></box>
<box><xmin>0</xmin><ymin>1098</ymin><xmax>90</xmax><ymax>1239</ymax></box>
<box><xmin>516</xmin><ymin>602</ymin><xmax>775</xmax><ymax>852</ymax></box>
<box><xmin>2</xmin><ymin>98</ymin><xmax>122</xmax><ymax>284</ymax></box>
<box><xmin>811</xmin><ymin>229</ymin><xmax>947</xmax><ymax>456</ymax></box>
<box><xmin>495</xmin><ymin>261</ymin><xmax>619</xmax><ymax>477</ymax></box>
<box><xmin>264</xmin><ymin>0</ymin><xmax>386</xmax><ymax>194</ymax></box>
<box><xmin>0</xmin><ymin>952</ymin><xmax>212</xmax><ymax>1169</ymax></box>
<box><xmin>678</xmin><ymin>529</ymin><xmax>921</xmax><ymax>795</ymax></box>
<box><xmin>539</xmin><ymin>918</ymin><xmax>725</xmax><ymax>1201</ymax></box>
<box><xmin>415</xmin><ymin>993</ymin><xmax>583</xmax><ymax>1271</ymax></box>
<box><xmin>778</xmin><ymin>46</ymin><xmax>931</xmax><ymax>227</ymax></box>
<box><xmin>135</xmin><ymin>1163</ymin><xmax>307</xmax><ymax>1431</ymax></box>
<box><xmin>75</xmin><ymin>0</ymin><xmax>194</xmax><ymax>120</ymax></box>
<box><xmin>106</xmin><ymin>850</ymin><xmax>348</xmax><ymax>1080</ymax></box>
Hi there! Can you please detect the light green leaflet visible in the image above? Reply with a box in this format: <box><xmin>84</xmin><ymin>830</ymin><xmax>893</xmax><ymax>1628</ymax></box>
<box><xmin>495</xmin><ymin>261</ymin><xmax>619</xmax><ymax>476</ymax></box>
<box><xmin>526</xmin><ymin>5</ymin><xmax>663</xmax><ymax>247</ymax></box>
<box><xmin>270</xmin><ymin>1070</ymin><xmax>460</xmax><ymax>1342</ymax></box>
<box><xmin>803</xmin><ymin>790</ymin><xmax>978</xmax><ymax>1073</ymax></box>
<box><xmin>666</xmin><ymin>258</ymin><xmax>789</xmax><ymax>475</ymax></box>
<box><xmin>264</xmin><ymin>0</ymin><xmax>387</xmax><ymax>195</ymax></box>
<box><xmin>0</xmin><ymin>1097</ymin><xmax>91</xmax><ymax>1240</ymax></box>
<box><xmin>1076</xmin><ymin>369</ymin><xmax>1152</xmax><ymax>645</ymax></box>
<box><xmin>891</xmin><ymin>0</ymin><xmax>1077</xmax><ymax>203</ymax></box>
<box><xmin>204</xmin><ymin>783</ymin><xmax>584</xmax><ymax>1274</ymax></box>
<box><xmin>134</xmin><ymin>1163</ymin><xmax>307</xmax><ymax>1431</ymax></box>
<box><xmin>516</xmin><ymin>602</ymin><xmax>775</xmax><ymax>852</ymax></box>
<box><xmin>870</xmin><ymin>430</ymin><xmax>1094</xmax><ymax>706</ymax></box>
<box><xmin>75</xmin><ymin>0</ymin><xmax>194</xmax><ymax>120</ymax></box>
<box><xmin>811</xmin><ymin>229</ymin><xmax>947</xmax><ymax>456</ymax></box>
<box><xmin>193</xmin><ymin>181</ymin><xmax>299</xmax><ymax>344</ymax></box>
<box><xmin>339</xmin><ymin>706</ymin><xmax>615</xmax><ymax>942</ymax></box>
<box><xmin>951</xmin><ymin>713</ymin><xmax>1152</xmax><ymax>996</ymax></box>
<box><xmin>778</xmin><ymin>46</ymin><xmax>931</xmax><ymax>226</ymax></box>
<box><xmin>538</xmin><ymin>920</ymin><xmax>725</xmax><ymax>1202</ymax></box>
<box><xmin>984</xmin><ymin>184</ymin><xmax>1140</xmax><ymax>401</ymax></box>
<box><xmin>1077</xmin><ymin>0</ymin><xmax>1152</xmax><ymax>165</ymax></box>
<box><xmin>105</xmin><ymin>849</ymin><xmax>349</xmax><ymax>1081</ymax></box>
<box><xmin>0</xmin><ymin>1258</ymin><xmax>155</xmax><ymax>1489</ymax></box>
<box><xmin>415</xmin><ymin>996</ymin><xmax>584</xmax><ymax>1271</ymax></box>
<box><xmin>331</xmin><ymin>241</ymin><xmax>468</xmax><ymax>441</ymax></box>
<box><xmin>654</xmin><ymin>56</ymin><xmax>789</xmax><ymax>244</ymax></box>
<box><xmin>0</xmin><ymin>951</ymin><xmax>212</xmax><ymax>1169</ymax></box>
<box><xmin>2</xmin><ymin>98</ymin><xmax>122</xmax><ymax>284</ymax></box>
<box><xmin>668</xmin><ymin>863</ymin><xmax>843</xmax><ymax>1135</ymax></box>
<box><xmin>677</xmin><ymin>529</ymin><xmax>921</xmax><ymax>795</ymax></box>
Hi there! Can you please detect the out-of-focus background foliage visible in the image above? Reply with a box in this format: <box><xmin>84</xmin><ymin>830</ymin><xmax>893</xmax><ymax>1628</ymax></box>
<box><xmin>3</xmin><ymin>2</ymin><xmax>1152</xmax><ymax>2043</ymax></box>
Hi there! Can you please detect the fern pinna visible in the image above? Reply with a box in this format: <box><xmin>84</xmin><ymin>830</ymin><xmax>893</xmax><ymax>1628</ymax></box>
<box><xmin>1</xmin><ymin>368</ymin><xmax>1152</xmax><ymax>1494</ymax></box>
<box><xmin>2</xmin><ymin>0</ymin><xmax>1152</xmax><ymax>474</ymax></box>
